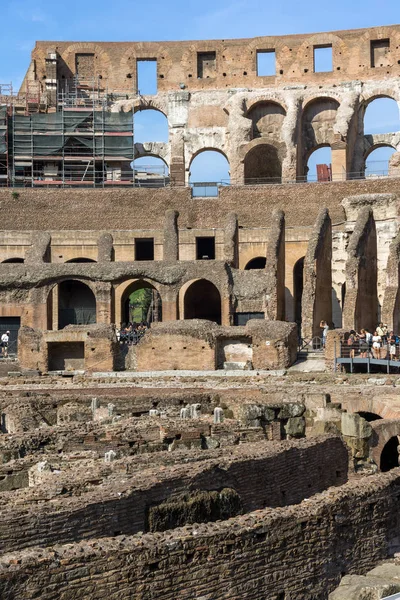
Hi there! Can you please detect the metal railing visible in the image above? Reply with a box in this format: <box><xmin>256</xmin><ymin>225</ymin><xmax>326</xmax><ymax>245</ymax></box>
<box><xmin>298</xmin><ymin>336</ymin><xmax>324</xmax><ymax>352</ymax></box>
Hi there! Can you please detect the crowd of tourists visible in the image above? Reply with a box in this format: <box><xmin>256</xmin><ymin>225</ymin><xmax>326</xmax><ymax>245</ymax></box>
<box><xmin>344</xmin><ymin>322</ymin><xmax>400</xmax><ymax>361</ymax></box>
<box><xmin>117</xmin><ymin>322</ymin><xmax>148</xmax><ymax>345</ymax></box>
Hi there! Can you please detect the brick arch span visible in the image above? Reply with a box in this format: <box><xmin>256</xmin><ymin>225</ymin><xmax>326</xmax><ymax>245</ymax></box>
<box><xmin>370</xmin><ymin>419</ymin><xmax>400</xmax><ymax>468</ymax></box>
<box><xmin>43</xmin><ymin>278</ymin><xmax>99</xmax><ymax>331</ymax></box>
<box><xmin>242</xmin><ymin>138</ymin><xmax>284</xmax><ymax>184</ymax></box>
<box><xmin>110</xmin><ymin>98</ymin><xmax>169</xmax><ymax>118</ymax></box>
<box><xmin>58</xmin><ymin>43</ymin><xmax>112</xmax><ymax>83</ymax></box>
<box><xmin>114</xmin><ymin>278</ymin><xmax>168</xmax><ymax>326</ymax></box>
<box><xmin>343</xmin><ymin>396</ymin><xmax>400</xmax><ymax>421</ymax></box>
<box><xmin>245</xmin><ymin>100</ymin><xmax>287</xmax><ymax>142</ymax></box>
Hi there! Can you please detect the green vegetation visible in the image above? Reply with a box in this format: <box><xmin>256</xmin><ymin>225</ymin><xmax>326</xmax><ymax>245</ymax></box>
<box><xmin>128</xmin><ymin>288</ymin><xmax>152</xmax><ymax>322</ymax></box>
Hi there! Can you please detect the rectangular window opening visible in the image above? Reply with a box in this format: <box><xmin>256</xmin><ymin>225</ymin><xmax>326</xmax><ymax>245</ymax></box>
<box><xmin>196</xmin><ymin>237</ymin><xmax>215</xmax><ymax>260</ymax></box>
<box><xmin>197</xmin><ymin>52</ymin><xmax>216</xmax><ymax>79</ymax></box>
<box><xmin>137</xmin><ymin>59</ymin><xmax>157</xmax><ymax>95</ymax></box>
<box><xmin>257</xmin><ymin>50</ymin><xmax>276</xmax><ymax>76</ymax></box>
<box><xmin>313</xmin><ymin>46</ymin><xmax>333</xmax><ymax>73</ymax></box>
<box><xmin>371</xmin><ymin>39</ymin><xmax>390</xmax><ymax>68</ymax></box>
<box><xmin>135</xmin><ymin>238</ymin><xmax>154</xmax><ymax>261</ymax></box>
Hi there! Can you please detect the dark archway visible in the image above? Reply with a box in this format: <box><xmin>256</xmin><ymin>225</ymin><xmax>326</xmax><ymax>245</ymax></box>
<box><xmin>120</xmin><ymin>280</ymin><xmax>161</xmax><ymax>326</ymax></box>
<box><xmin>184</xmin><ymin>280</ymin><xmax>221</xmax><ymax>324</ymax></box>
<box><xmin>380</xmin><ymin>436</ymin><xmax>400</xmax><ymax>472</ymax></box>
<box><xmin>245</xmin><ymin>257</ymin><xmax>266</xmax><ymax>270</ymax></box>
<box><xmin>65</xmin><ymin>258</ymin><xmax>96</xmax><ymax>263</ymax></box>
<box><xmin>293</xmin><ymin>257</ymin><xmax>304</xmax><ymax>331</ymax></box>
<box><xmin>58</xmin><ymin>280</ymin><xmax>96</xmax><ymax>329</ymax></box>
<box><xmin>244</xmin><ymin>144</ymin><xmax>282</xmax><ymax>184</ymax></box>
<box><xmin>2</xmin><ymin>258</ymin><xmax>24</xmax><ymax>263</ymax></box>
<box><xmin>356</xmin><ymin>411</ymin><xmax>382</xmax><ymax>422</ymax></box>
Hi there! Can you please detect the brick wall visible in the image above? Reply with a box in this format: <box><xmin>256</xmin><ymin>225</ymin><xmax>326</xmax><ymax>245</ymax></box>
<box><xmin>0</xmin><ymin>436</ymin><xmax>347</xmax><ymax>553</ymax></box>
<box><xmin>2</xmin><ymin>468</ymin><xmax>400</xmax><ymax>599</ymax></box>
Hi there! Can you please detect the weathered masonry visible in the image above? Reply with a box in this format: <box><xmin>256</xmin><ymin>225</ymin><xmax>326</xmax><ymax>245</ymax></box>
<box><xmin>0</xmin><ymin>24</ymin><xmax>400</xmax><ymax>369</ymax></box>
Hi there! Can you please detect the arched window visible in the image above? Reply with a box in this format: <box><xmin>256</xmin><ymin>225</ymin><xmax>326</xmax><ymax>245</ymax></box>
<box><xmin>184</xmin><ymin>280</ymin><xmax>221</xmax><ymax>324</ymax></box>
<box><xmin>244</xmin><ymin>257</ymin><xmax>266</xmax><ymax>270</ymax></box>
<box><xmin>133</xmin><ymin>109</ymin><xmax>169</xmax><ymax>143</ymax></box>
<box><xmin>120</xmin><ymin>280</ymin><xmax>161</xmax><ymax>326</ymax></box>
<box><xmin>189</xmin><ymin>150</ymin><xmax>230</xmax><ymax>197</ymax></box>
<box><xmin>364</xmin><ymin>97</ymin><xmax>400</xmax><ymax>135</ymax></box>
<box><xmin>58</xmin><ymin>281</ymin><xmax>96</xmax><ymax>329</ymax></box>
<box><xmin>247</xmin><ymin>101</ymin><xmax>286</xmax><ymax>140</ymax></box>
<box><xmin>306</xmin><ymin>146</ymin><xmax>332</xmax><ymax>182</ymax></box>
<box><xmin>133</xmin><ymin>156</ymin><xmax>169</xmax><ymax>187</ymax></box>
<box><xmin>365</xmin><ymin>145</ymin><xmax>396</xmax><ymax>178</ymax></box>
<box><xmin>244</xmin><ymin>144</ymin><xmax>282</xmax><ymax>184</ymax></box>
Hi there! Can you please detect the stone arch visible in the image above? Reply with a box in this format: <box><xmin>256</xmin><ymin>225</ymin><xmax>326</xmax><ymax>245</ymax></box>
<box><xmin>114</xmin><ymin>278</ymin><xmax>164</xmax><ymax>327</ymax></box>
<box><xmin>57</xmin><ymin>280</ymin><xmax>97</xmax><ymax>330</ymax></box>
<box><xmin>370</xmin><ymin>420</ymin><xmax>400</xmax><ymax>471</ymax></box>
<box><xmin>189</xmin><ymin>149</ymin><xmax>230</xmax><ymax>190</ymax></box>
<box><xmin>243</xmin><ymin>141</ymin><xmax>283</xmax><ymax>184</ymax></box>
<box><xmin>45</xmin><ymin>278</ymin><xmax>98</xmax><ymax>330</ymax></box>
<box><xmin>133</xmin><ymin>107</ymin><xmax>169</xmax><ymax>143</ymax></box>
<box><xmin>2</xmin><ymin>258</ymin><xmax>24</xmax><ymax>263</ymax></box>
<box><xmin>364</xmin><ymin>142</ymin><xmax>397</xmax><ymax>161</ymax></box>
<box><xmin>57</xmin><ymin>43</ymin><xmax>112</xmax><ymax>85</ymax></box>
<box><xmin>65</xmin><ymin>258</ymin><xmax>96</xmax><ymax>263</ymax></box>
<box><xmin>182</xmin><ymin>279</ymin><xmax>222</xmax><ymax>324</ymax></box>
<box><xmin>304</xmin><ymin>144</ymin><xmax>332</xmax><ymax>181</ymax></box>
<box><xmin>244</xmin><ymin>257</ymin><xmax>266</xmax><ymax>270</ymax></box>
<box><xmin>300</xmin><ymin>97</ymin><xmax>339</xmax><ymax>176</ymax></box>
<box><xmin>246</xmin><ymin>101</ymin><xmax>286</xmax><ymax>141</ymax></box>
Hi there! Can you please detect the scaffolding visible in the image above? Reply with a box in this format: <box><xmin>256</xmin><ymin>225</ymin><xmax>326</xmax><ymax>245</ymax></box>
<box><xmin>0</xmin><ymin>84</ymin><xmax>13</xmax><ymax>187</ymax></box>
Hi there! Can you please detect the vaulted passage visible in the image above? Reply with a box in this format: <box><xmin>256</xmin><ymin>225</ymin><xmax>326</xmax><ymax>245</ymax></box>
<box><xmin>244</xmin><ymin>144</ymin><xmax>282</xmax><ymax>184</ymax></box>
<box><xmin>121</xmin><ymin>280</ymin><xmax>161</xmax><ymax>326</ymax></box>
<box><xmin>58</xmin><ymin>281</ymin><xmax>96</xmax><ymax>329</ymax></box>
<box><xmin>184</xmin><ymin>280</ymin><xmax>221</xmax><ymax>324</ymax></box>
<box><xmin>380</xmin><ymin>436</ymin><xmax>400</xmax><ymax>472</ymax></box>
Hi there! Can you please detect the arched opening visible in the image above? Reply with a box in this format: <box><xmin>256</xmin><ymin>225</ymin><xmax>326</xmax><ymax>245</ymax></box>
<box><xmin>341</xmin><ymin>282</ymin><xmax>346</xmax><ymax>311</ymax></box>
<box><xmin>306</xmin><ymin>146</ymin><xmax>332</xmax><ymax>182</ymax></box>
<box><xmin>58</xmin><ymin>280</ymin><xmax>96</xmax><ymax>329</ymax></box>
<box><xmin>132</xmin><ymin>156</ymin><xmax>169</xmax><ymax>187</ymax></box>
<box><xmin>189</xmin><ymin>150</ymin><xmax>230</xmax><ymax>197</ymax></box>
<box><xmin>184</xmin><ymin>280</ymin><xmax>221</xmax><ymax>324</ymax></box>
<box><xmin>1</xmin><ymin>258</ymin><xmax>24</xmax><ymax>263</ymax></box>
<box><xmin>244</xmin><ymin>144</ymin><xmax>282</xmax><ymax>184</ymax></box>
<box><xmin>293</xmin><ymin>257</ymin><xmax>304</xmax><ymax>332</ymax></box>
<box><xmin>246</xmin><ymin>101</ymin><xmax>286</xmax><ymax>140</ymax></box>
<box><xmin>364</xmin><ymin>97</ymin><xmax>400</xmax><ymax>135</ymax></box>
<box><xmin>356</xmin><ymin>411</ymin><xmax>382</xmax><ymax>422</ymax></box>
<box><xmin>301</xmin><ymin>98</ymin><xmax>339</xmax><ymax>178</ymax></box>
<box><xmin>380</xmin><ymin>436</ymin><xmax>400</xmax><ymax>472</ymax></box>
<box><xmin>133</xmin><ymin>108</ymin><xmax>169</xmax><ymax>143</ymax></box>
<box><xmin>244</xmin><ymin>257</ymin><xmax>266</xmax><ymax>270</ymax></box>
<box><xmin>365</xmin><ymin>145</ymin><xmax>396</xmax><ymax>178</ymax></box>
<box><xmin>65</xmin><ymin>258</ymin><xmax>96</xmax><ymax>263</ymax></box>
<box><xmin>120</xmin><ymin>280</ymin><xmax>161</xmax><ymax>326</ymax></box>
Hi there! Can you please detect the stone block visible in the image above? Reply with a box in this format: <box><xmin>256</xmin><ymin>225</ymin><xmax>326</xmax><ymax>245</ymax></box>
<box><xmin>342</xmin><ymin>435</ymin><xmax>370</xmax><ymax>459</ymax></box>
<box><xmin>284</xmin><ymin>417</ymin><xmax>306</xmax><ymax>438</ymax></box>
<box><xmin>341</xmin><ymin>413</ymin><xmax>372</xmax><ymax>439</ymax></box>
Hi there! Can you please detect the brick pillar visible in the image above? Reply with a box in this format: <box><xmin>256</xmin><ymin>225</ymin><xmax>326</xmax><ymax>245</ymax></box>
<box><xmin>96</xmin><ymin>283</ymin><xmax>112</xmax><ymax>324</ymax></box>
<box><xmin>163</xmin><ymin>210</ymin><xmax>179</xmax><ymax>261</ymax></box>
<box><xmin>331</xmin><ymin>139</ymin><xmax>347</xmax><ymax>181</ymax></box>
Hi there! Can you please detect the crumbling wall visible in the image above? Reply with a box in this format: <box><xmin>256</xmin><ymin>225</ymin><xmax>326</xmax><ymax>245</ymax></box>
<box><xmin>343</xmin><ymin>207</ymin><xmax>378</xmax><ymax>332</ymax></box>
<box><xmin>302</xmin><ymin>208</ymin><xmax>332</xmax><ymax>339</ymax></box>
<box><xmin>265</xmin><ymin>209</ymin><xmax>285</xmax><ymax>321</ymax></box>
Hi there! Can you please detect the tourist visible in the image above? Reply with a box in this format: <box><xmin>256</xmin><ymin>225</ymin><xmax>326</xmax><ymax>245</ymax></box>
<box><xmin>1</xmin><ymin>330</ymin><xmax>9</xmax><ymax>358</ymax></box>
<box><xmin>320</xmin><ymin>320</ymin><xmax>329</xmax><ymax>348</ymax></box>
<box><xmin>358</xmin><ymin>329</ymin><xmax>369</xmax><ymax>358</ymax></box>
<box><xmin>372</xmin><ymin>330</ymin><xmax>381</xmax><ymax>359</ymax></box>
<box><xmin>388</xmin><ymin>331</ymin><xmax>397</xmax><ymax>361</ymax></box>
<box><xmin>347</xmin><ymin>330</ymin><xmax>358</xmax><ymax>358</ymax></box>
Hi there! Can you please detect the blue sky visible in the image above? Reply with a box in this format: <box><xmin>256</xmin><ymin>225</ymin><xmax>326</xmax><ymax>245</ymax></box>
<box><xmin>1</xmin><ymin>0</ymin><xmax>400</xmax><ymax>181</ymax></box>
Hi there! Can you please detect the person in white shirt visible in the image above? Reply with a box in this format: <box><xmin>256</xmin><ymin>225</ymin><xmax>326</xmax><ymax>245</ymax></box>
<box><xmin>1</xmin><ymin>331</ymin><xmax>10</xmax><ymax>358</ymax></box>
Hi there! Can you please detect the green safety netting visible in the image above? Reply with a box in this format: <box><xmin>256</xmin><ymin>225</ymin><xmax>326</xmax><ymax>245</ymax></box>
<box><xmin>13</xmin><ymin>110</ymin><xmax>133</xmax><ymax>158</ymax></box>
<box><xmin>0</xmin><ymin>107</ymin><xmax>7</xmax><ymax>154</ymax></box>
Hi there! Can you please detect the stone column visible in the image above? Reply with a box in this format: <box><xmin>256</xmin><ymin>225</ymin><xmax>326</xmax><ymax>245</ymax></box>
<box><xmin>163</xmin><ymin>210</ymin><xmax>179</xmax><ymax>261</ymax></box>
<box><xmin>97</xmin><ymin>233</ymin><xmax>114</xmax><ymax>262</ymax></box>
<box><xmin>162</xmin><ymin>290</ymin><xmax>178</xmax><ymax>322</ymax></box>
<box><xmin>223</xmin><ymin>212</ymin><xmax>238</xmax><ymax>267</ymax></box>
<box><xmin>96</xmin><ymin>283</ymin><xmax>112</xmax><ymax>325</ymax></box>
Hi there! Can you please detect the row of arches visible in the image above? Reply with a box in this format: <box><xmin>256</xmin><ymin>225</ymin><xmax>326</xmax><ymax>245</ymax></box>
<box><xmin>132</xmin><ymin>96</ymin><xmax>400</xmax><ymax>183</ymax></box>
<box><xmin>49</xmin><ymin>278</ymin><xmax>223</xmax><ymax>330</ymax></box>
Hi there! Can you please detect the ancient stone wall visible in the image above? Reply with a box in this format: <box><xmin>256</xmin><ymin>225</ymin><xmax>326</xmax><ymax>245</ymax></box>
<box><xmin>2</xmin><ymin>468</ymin><xmax>400</xmax><ymax>600</ymax></box>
